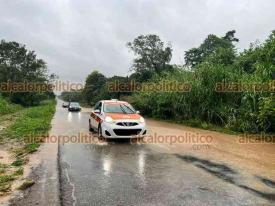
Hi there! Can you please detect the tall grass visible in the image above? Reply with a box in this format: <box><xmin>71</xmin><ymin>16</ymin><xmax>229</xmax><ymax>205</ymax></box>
<box><xmin>0</xmin><ymin>95</ymin><xmax>22</xmax><ymax>115</ymax></box>
<box><xmin>132</xmin><ymin>32</ymin><xmax>275</xmax><ymax>133</ymax></box>
<box><xmin>6</xmin><ymin>100</ymin><xmax>56</xmax><ymax>153</ymax></box>
<box><xmin>132</xmin><ymin>65</ymin><xmax>274</xmax><ymax>133</ymax></box>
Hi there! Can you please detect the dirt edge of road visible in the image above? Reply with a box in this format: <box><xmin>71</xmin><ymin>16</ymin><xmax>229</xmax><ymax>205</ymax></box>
<box><xmin>4</xmin><ymin>127</ymin><xmax>61</xmax><ymax>205</ymax></box>
<box><xmin>0</xmin><ymin>105</ymin><xmax>92</xmax><ymax>205</ymax></box>
<box><xmin>2</xmin><ymin>102</ymin><xmax>275</xmax><ymax>205</ymax></box>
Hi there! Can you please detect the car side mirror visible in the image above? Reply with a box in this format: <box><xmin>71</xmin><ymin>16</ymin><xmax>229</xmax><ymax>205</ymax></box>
<box><xmin>136</xmin><ymin>111</ymin><xmax>140</xmax><ymax>114</ymax></box>
<box><xmin>94</xmin><ymin>109</ymin><xmax>100</xmax><ymax>114</ymax></box>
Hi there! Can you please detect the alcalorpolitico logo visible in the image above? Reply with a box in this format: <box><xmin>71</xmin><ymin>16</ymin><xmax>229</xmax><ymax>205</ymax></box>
<box><xmin>215</xmin><ymin>81</ymin><xmax>275</xmax><ymax>93</ymax></box>
<box><xmin>108</xmin><ymin>80</ymin><xmax>191</xmax><ymax>93</ymax></box>
<box><xmin>237</xmin><ymin>133</ymin><xmax>275</xmax><ymax>144</ymax></box>
<box><xmin>0</xmin><ymin>80</ymin><xmax>83</xmax><ymax>93</ymax></box>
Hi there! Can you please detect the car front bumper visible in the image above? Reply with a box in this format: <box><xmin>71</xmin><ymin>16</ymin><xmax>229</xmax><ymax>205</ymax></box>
<box><xmin>68</xmin><ymin>108</ymin><xmax>81</xmax><ymax>111</ymax></box>
<box><xmin>101</xmin><ymin>121</ymin><xmax>146</xmax><ymax>138</ymax></box>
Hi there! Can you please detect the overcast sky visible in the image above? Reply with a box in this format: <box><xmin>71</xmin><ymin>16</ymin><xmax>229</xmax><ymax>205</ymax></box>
<box><xmin>0</xmin><ymin>0</ymin><xmax>274</xmax><ymax>83</ymax></box>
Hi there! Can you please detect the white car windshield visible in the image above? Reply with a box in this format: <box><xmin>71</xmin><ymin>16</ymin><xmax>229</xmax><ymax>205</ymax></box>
<box><xmin>104</xmin><ymin>104</ymin><xmax>135</xmax><ymax>114</ymax></box>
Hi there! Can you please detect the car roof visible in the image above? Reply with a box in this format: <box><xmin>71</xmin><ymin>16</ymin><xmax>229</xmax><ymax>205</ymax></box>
<box><xmin>101</xmin><ymin>100</ymin><xmax>128</xmax><ymax>104</ymax></box>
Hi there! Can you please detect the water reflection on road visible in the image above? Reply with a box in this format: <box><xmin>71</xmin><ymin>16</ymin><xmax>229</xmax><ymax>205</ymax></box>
<box><xmin>57</xmin><ymin>100</ymin><xmax>274</xmax><ymax>206</ymax></box>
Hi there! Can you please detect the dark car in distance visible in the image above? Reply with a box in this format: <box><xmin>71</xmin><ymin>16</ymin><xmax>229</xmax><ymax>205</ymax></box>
<box><xmin>68</xmin><ymin>102</ymin><xmax>81</xmax><ymax>112</ymax></box>
<box><xmin>62</xmin><ymin>102</ymin><xmax>69</xmax><ymax>108</ymax></box>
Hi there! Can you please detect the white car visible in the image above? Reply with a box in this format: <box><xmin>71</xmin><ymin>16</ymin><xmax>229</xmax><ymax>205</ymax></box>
<box><xmin>89</xmin><ymin>100</ymin><xmax>146</xmax><ymax>138</ymax></box>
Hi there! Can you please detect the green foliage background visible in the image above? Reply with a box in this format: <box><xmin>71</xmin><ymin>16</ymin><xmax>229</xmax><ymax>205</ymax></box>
<box><xmin>61</xmin><ymin>31</ymin><xmax>274</xmax><ymax>133</ymax></box>
<box><xmin>132</xmin><ymin>32</ymin><xmax>275</xmax><ymax>133</ymax></box>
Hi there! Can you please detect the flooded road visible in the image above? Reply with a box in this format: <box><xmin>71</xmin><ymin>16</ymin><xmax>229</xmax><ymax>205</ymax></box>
<box><xmin>56</xmin><ymin>100</ymin><xmax>275</xmax><ymax>205</ymax></box>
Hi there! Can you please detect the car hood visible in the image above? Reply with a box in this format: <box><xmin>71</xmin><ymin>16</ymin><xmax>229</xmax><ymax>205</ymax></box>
<box><xmin>106</xmin><ymin>113</ymin><xmax>141</xmax><ymax>120</ymax></box>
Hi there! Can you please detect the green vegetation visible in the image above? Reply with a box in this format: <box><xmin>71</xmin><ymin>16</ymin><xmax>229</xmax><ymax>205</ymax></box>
<box><xmin>14</xmin><ymin>168</ymin><xmax>24</xmax><ymax>176</ymax></box>
<box><xmin>0</xmin><ymin>40</ymin><xmax>55</xmax><ymax>106</ymax></box>
<box><xmin>0</xmin><ymin>164</ymin><xmax>8</xmax><ymax>175</ymax></box>
<box><xmin>0</xmin><ymin>175</ymin><xmax>15</xmax><ymax>184</ymax></box>
<box><xmin>126</xmin><ymin>34</ymin><xmax>173</xmax><ymax>78</ymax></box>
<box><xmin>0</xmin><ymin>171</ymin><xmax>22</xmax><ymax>193</ymax></box>
<box><xmin>0</xmin><ymin>168</ymin><xmax>25</xmax><ymax>193</ymax></box>
<box><xmin>59</xmin><ymin>90</ymin><xmax>85</xmax><ymax>105</ymax></box>
<box><xmin>0</xmin><ymin>95</ymin><xmax>22</xmax><ymax>115</ymax></box>
<box><xmin>132</xmin><ymin>31</ymin><xmax>274</xmax><ymax>133</ymax></box>
<box><xmin>11</xmin><ymin>159</ymin><xmax>25</xmax><ymax>167</ymax></box>
<box><xmin>61</xmin><ymin>31</ymin><xmax>274</xmax><ymax>134</ymax></box>
<box><xmin>6</xmin><ymin>100</ymin><xmax>56</xmax><ymax>152</ymax></box>
<box><xmin>17</xmin><ymin>179</ymin><xmax>35</xmax><ymax>190</ymax></box>
<box><xmin>184</xmin><ymin>30</ymin><xmax>239</xmax><ymax>67</ymax></box>
<box><xmin>0</xmin><ymin>100</ymin><xmax>55</xmax><ymax>194</ymax></box>
<box><xmin>0</xmin><ymin>39</ymin><xmax>56</xmax><ymax>195</ymax></box>
<box><xmin>60</xmin><ymin>74</ymin><xmax>130</xmax><ymax>106</ymax></box>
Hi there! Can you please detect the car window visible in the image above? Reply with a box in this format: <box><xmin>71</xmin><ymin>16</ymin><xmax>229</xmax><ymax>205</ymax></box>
<box><xmin>98</xmin><ymin>102</ymin><xmax>102</xmax><ymax>112</ymax></box>
<box><xmin>94</xmin><ymin>102</ymin><xmax>102</xmax><ymax>112</ymax></box>
<box><xmin>94</xmin><ymin>102</ymin><xmax>100</xmax><ymax>110</ymax></box>
<box><xmin>104</xmin><ymin>103</ymin><xmax>135</xmax><ymax>114</ymax></box>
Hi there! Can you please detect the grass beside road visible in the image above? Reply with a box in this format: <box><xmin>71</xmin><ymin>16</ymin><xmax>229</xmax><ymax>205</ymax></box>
<box><xmin>0</xmin><ymin>166</ymin><xmax>23</xmax><ymax>195</ymax></box>
<box><xmin>0</xmin><ymin>97</ymin><xmax>22</xmax><ymax>116</ymax></box>
<box><xmin>0</xmin><ymin>98</ymin><xmax>56</xmax><ymax>194</ymax></box>
<box><xmin>6</xmin><ymin>99</ymin><xmax>56</xmax><ymax>154</ymax></box>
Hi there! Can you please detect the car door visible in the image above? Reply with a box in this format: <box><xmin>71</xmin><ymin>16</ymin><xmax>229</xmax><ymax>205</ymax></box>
<box><xmin>90</xmin><ymin>102</ymin><xmax>99</xmax><ymax>129</ymax></box>
<box><xmin>94</xmin><ymin>102</ymin><xmax>103</xmax><ymax>129</ymax></box>
<box><xmin>90</xmin><ymin>102</ymin><xmax>102</xmax><ymax>129</ymax></box>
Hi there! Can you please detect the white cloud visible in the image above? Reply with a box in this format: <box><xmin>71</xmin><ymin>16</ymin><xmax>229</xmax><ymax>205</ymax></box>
<box><xmin>0</xmin><ymin>0</ymin><xmax>274</xmax><ymax>82</ymax></box>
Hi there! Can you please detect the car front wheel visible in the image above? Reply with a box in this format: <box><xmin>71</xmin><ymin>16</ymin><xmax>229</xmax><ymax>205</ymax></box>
<box><xmin>98</xmin><ymin>124</ymin><xmax>104</xmax><ymax>140</ymax></box>
<box><xmin>89</xmin><ymin>120</ymin><xmax>93</xmax><ymax>132</ymax></box>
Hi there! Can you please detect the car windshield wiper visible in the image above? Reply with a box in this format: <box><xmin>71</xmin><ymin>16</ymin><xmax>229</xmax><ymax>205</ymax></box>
<box><xmin>119</xmin><ymin>105</ymin><xmax>127</xmax><ymax>114</ymax></box>
<box><xmin>122</xmin><ymin>104</ymin><xmax>135</xmax><ymax>114</ymax></box>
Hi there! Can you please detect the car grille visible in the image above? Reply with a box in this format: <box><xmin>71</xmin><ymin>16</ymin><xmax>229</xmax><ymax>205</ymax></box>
<box><xmin>116</xmin><ymin>122</ymin><xmax>138</xmax><ymax>126</ymax></box>
<box><xmin>113</xmin><ymin>129</ymin><xmax>142</xmax><ymax>136</ymax></box>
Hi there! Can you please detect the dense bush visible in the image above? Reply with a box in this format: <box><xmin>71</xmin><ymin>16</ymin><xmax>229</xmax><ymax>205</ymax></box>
<box><xmin>59</xmin><ymin>91</ymin><xmax>84</xmax><ymax>103</ymax></box>
<box><xmin>0</xmin><ymin>95</ymin><xmax>22</xmax><ymax>115</ymax></box>
<box><xmin>0</xmin><ymin>40</ymin><xmax>55</xmax><ymax>106</ymax></box>
<box><xmin>132</xmin><ymin>32</ymin><xmax>275</xmax><ymax>133</ymax></box>
<box><xmin>61</xmin><ymin>32</ymin><xmax>274</xmax><ymax>133</ymax></box>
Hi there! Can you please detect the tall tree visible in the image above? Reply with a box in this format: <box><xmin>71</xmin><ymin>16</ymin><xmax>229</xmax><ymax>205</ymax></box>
<box><xmin>0</xmin><ymin>40</ymin><xmax>53</xmax><ymax>106</ymax></box>
<box><xmin>185</xmin><ymin>30</ymin><xmax>238</xmax><ymax>68</ymax></box>
<box><xmin>83</xmin><ymin>71</ymin><xmax>106</xmax><ymax>104</ymax></box>
<box><xmin>127</xmin><ymin>34</ymin><xmax>172</xmax><ymax>79</ymax></box>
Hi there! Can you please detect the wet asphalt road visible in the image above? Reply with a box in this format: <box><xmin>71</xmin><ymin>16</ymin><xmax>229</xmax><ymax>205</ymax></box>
<box><xmin>56</xmin><ymin>100</ymin><xmax>274</xmax><ymax>206</ymax></box>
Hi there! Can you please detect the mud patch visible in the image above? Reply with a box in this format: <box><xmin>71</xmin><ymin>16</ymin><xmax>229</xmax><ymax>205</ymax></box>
<box><xmin>9</xmin><ymin>164</ymin><xmax>42</xmax><ymax>206</ymax></box>
<box><xmin>238</xmin><ymin>185</ymin><xmax>275</xmax><ymax>201</ymax></box>
<box><xmin>177</xmin><ymin>155</ymin><xmax>237</xmax><ymax>185</ymax></box>
<box><xmin>177</xmin><ymin>155</ymin><xmax>275</xmax><ymax>202</ymax></box>
<box><xmin>0</xmin><ymin>150</ymin><xmax>13</xmax><ymax>165</ymax></box>
<box><xmin>256</xmin><ymin>176</ymin><xmax>275</xmax><ymax>189</ymax></box>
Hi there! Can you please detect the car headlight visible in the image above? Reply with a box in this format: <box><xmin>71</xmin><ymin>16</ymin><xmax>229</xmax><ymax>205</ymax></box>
<box><xmin>105</xmin><ymin>116</ymin><xmax>114</xmax><ymax>123</ymax></box>
<box><xmin>139</xmin><ymin>117</ymin><xmax>145</xmax><ymax>123</ymax></box>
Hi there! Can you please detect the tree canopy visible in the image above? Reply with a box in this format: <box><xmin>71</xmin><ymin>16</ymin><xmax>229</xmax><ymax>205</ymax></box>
<box><xmin>127</xmin><ymin>34</ymin><xmax>172</xmax><ymax>80</ymax></box>
<box><xmin>83</xmin><ymin>71</ymin><xmax>107</xmax><ymax>104</ymax></box>
<box><xmin>0</xmin><ymin>40</ymin><xmax>54</xmax><ymax>106</ymax></box>
<box><xmin>184</xmin><ymin>30</ymin><xmax>239</xmax><ymax>67</ymax></box>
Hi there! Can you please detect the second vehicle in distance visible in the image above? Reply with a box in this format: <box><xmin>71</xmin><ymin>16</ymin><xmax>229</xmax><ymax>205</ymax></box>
<box><xmin>68</xmin><ymin>102</ymin><xmax>81</xmax><ymax>112</ymax></box>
